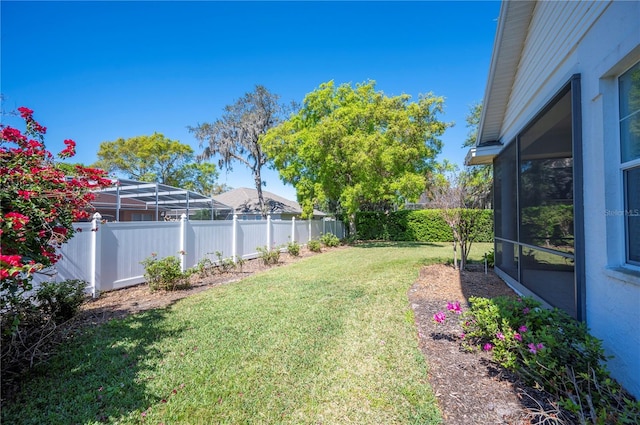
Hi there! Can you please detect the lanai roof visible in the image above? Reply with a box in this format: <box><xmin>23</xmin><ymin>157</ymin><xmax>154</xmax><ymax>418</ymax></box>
<box><xmin>95</xmin><ymin>178</ymin><xmax>232</xmax><ymax>218</ymax></box>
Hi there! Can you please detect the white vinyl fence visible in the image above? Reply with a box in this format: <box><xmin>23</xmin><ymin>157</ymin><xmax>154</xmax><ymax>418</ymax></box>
<box><xmin>32</xmin><ymin>213</ymin><xmax>344</xmax><ymax>297</ymax></box>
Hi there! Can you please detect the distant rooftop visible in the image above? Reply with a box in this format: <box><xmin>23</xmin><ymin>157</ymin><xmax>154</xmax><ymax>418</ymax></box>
<box><xmin>213</xmin><ymin>187</ymin><xmax>326</xmax><ymax>217</ymax></box>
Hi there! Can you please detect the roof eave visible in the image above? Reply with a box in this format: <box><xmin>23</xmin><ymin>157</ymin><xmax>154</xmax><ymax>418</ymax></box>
<box><xmin>465</xmin><ymin>144</ymin><xmax>503</xmax><ymax>166</ymax></box>
<box><xmin>476</xmin><ymin>0</ymin><xmax>536</xmax><ymax>146</ymax></box>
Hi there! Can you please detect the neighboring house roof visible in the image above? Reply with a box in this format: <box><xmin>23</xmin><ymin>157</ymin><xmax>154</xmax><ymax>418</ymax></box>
<box><xmin>466</xmin><ymin>0</ymin><xmax>536</xmax><ymax>165</ymax></box>
<box><xmin>213</xmin><ymin>187</ymin><xmax>326</xmax><ymax>217</ymax></box>
<box><xmin>93</xmin><ymin>178</ymin><xmax>232</xmax><ymax>213</ymax></box>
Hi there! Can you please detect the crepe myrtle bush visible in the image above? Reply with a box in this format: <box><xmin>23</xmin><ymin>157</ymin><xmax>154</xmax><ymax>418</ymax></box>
<box><xmin>433</xmin><ymin>296</ymin><xmax>640</xmax><ymax>424</ymax></box>
<box><xmin>1</xmin><ymin>107</ymin><xmax>111</xmax><ymax>330</ymax></box>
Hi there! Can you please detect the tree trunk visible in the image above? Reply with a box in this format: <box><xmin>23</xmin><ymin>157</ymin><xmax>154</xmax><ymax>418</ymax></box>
<box><xmin>254</xmin><ymin>171</ymin><xmax>266</xmax><ymax>218</ymax></box>
<box><xmin>349</xmin><ymin>213</ymin><xmax>356</xmax><ymax>236</ymax></box>
<box><xmin>452</xmin><ymin>239</ymin><xmax>458</xmax><ymax>270</ymax></box>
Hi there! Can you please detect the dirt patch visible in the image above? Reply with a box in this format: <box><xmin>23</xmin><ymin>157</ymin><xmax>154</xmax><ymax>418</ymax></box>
<box><xmin>410</xmin><ymin>264</ymin><xmax>552</xmax><ymax>424</ymax></box>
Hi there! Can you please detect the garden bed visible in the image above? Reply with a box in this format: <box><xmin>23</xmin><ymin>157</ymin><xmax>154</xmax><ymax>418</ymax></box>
<box><xmin>410</xmin><ymin>264</ymin><xmax>556</xmax><ymax>424</ymax></box>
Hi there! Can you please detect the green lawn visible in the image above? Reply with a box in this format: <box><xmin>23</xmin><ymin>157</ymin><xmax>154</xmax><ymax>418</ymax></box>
<box><xmin>3</xmin><ymin>242</ymin><xmax>492</xmax><ymax>424</ymax></box>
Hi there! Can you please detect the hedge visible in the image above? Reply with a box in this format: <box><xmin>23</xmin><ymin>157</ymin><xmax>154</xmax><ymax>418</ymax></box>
<box><xmin>354</xmin><ymin>209</ymin><xmax>493</xmax><ymax>242</ymax></box>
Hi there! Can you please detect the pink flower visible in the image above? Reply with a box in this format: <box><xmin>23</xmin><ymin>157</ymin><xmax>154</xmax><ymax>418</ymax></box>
<box><xmin>518</xmin><ymin>325</ymin><xmax>528</xmax><ymax>333</ymax></box>
<box><xmin>433</xmin><ymin>311</ymin><xmax>446</xmax><ymax>323</ymax></box>
<box><xmin>17</xmin><ymin>106</ymin><xmax>33</xmax><ymax>119</ymax></box>
<box><xmin>514</xmin><ymin>333</ymin><xmax>522</xmax><ymax>342</ymax></box>
<box><xmin>496</xmin><ymin>332</ymin><xmax>505</xmax><ymax>340</ymax></box>
<box><xmin>483</xmin><ymin>343</ymin><xmax>493</xmax><ymax>351</ymax></box>
<box><xmin>446</xmin><ymin>301</ymin><xmax>462</xmax><ymax>315</ymax></box>
<box><xmin>58</xmin><ymin>139</ymin><xmax>76</xmax><ymax>158</ymax></box>
<box><xmin>0</xmin><ymin>255</ymin><xmax>23</xmax><ymax>268</ymax></box>
<box><xmin>459</xmin><ymin>333</ymin><xmax>466</xmax><ymax>339</ymax></box>
<box><xmin>522</xmin><ymin>307</ymin><xmax>530</xmax><ymax>315</ymax></box>
<box><xmin>528</xmin><ymin>342</ymin><xmax>545</xmax><ymax>354</ymax></box>
<box><xmin>17</xmin><ymin>190</ymin><xmax>33</xmax><ymax>200</ymax></box>
<box><xmin>1</xmin><ymin>126</ymin><xmax>27</xmax><ymax>142</ymax></box>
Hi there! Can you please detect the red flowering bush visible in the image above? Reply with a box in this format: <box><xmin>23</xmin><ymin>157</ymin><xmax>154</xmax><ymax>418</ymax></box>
<box><xmin>1</xmin><ymin>107</ymin><xmax>111</xmax><ymax>321</ymax></box>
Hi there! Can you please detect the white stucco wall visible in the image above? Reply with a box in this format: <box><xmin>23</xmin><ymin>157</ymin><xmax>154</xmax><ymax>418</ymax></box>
<box><xmin>493</xmin><ymin>0</ymin><xmax>640</xmax><ymax>397</ymax></box>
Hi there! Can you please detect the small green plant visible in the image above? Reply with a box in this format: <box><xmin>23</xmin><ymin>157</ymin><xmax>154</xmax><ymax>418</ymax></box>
<box><xmin>235</xmin><ymin>256</ymin><xmax>246</xmax><ymax>272</ymax></box>
<box><xmin>320</xmin><ymin>233</ymin><xmax>340</xmax><ymax>247</ymax></box>
<box><xmin>214</xmin><ymin>251</ymin><xmax>237</xmax><ymax>273</ymax></box>
<box><xmin>307</xmin><ymin>239</ymin><xmax>322</xmax><ymax>253</ymax></box>
<box><xmin>36</xmin><ymin>279</ymin><xmax>87</xmax><ymax>323</ymax></box>
<box><xmin>194</xmin><ymin>257</ymin><xmax>216</xmax><ymax>277</ymax></box>
<box><xmin>287</xmin><ymin>240</ymin><xmax>301</xmax><ymax>257</ymax></box>
<box><xmin>484</xmin><ymin>249</ymin><xmax>495</xmax><ymax>267</ymax></box>
<box><xmin>433</xmin><ymin>296</ymin><xmax>640</xmax><ymax>423</ymax></box>
<box><xmin>141</xmin><ymin>253</ymin><xmax>191</xmax><ymax>291</ymax></box>
<box><xmin>256</xmin><ymin>246</ymin><xmax>281</xmax><ymax>265</ymax></box>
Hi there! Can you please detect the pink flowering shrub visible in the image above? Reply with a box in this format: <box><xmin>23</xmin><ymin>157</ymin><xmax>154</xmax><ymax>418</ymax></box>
<box><xmin>433</xmin><ymin>295</ymin><xmax>640</xmax><ymax>423</ymax></box>
<box><xmin>1</xmin><ymin>107</ymin><xmax>111</xmax><ymax>326</ymax></box>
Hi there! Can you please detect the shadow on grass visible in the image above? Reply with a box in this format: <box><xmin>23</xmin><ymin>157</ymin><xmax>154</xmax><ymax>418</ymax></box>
<box><xmin>2</xmin><ymin>307</ymin><xmax>186</xmax><ymax>424</ymax></box>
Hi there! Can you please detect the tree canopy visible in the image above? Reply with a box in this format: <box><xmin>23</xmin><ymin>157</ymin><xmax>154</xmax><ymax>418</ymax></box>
<box><xmin>188</xmin><ymin>85</ymin><xmax>289</xmax><ymax>216</ymax></box>
<box><xmin>461</xmin><ymin>102</ymin><xmax>492</xmax><ymax>208</ymax></box>
<box><xmin>262</xmin><ymin>80</ymin><xmax>450</xmax><ymax>222</ymax></box>
<box><xmin>94</xmin><ymin>133</ymin><xmax>219</xmax><ymax>194</ymax></box>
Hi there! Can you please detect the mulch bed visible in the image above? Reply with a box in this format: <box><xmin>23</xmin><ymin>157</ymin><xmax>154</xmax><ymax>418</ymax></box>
<box><xmin>410</xmin><ymin>264</ymin><xmax>556</xmax><ymax>424</ymax></box>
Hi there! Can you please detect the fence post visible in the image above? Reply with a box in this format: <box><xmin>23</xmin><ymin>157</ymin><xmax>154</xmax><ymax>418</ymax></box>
<box><xmin>90</xmin><ymin>212</ymin><xmax>102</xmax><ymax>298</ymax></box>
<box><xmin>266</xmin><ymin>214</ymin><xmax>272</xmax><ymax>249</ymax></box>
<box><xmin>232</xmin><ymin>214</ymin><xmax>238</xmax><ymax>263</ymax></box>
<box><xmin>180</xmin><ymin>213</ymin><xmax>187</xmax><ymax>272</ymax></box>
<box><xmin>308</xmin><ymin>218</ymin><xmax>312</xmax><ymax>242</ymax></box>
<box><xmin>291</xmin><ymin>216</ymin><xmax>296</xmax><ymax>243</ymax></box>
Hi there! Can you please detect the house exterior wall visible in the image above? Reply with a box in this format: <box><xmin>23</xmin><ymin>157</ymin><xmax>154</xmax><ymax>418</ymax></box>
<box><xmin>500</xmin><ymin>1</ymin><xmax>611</xmax><ymax>144</ymax></box>
<box><xmin>493</xmin><ymin>1</ymin><xmax>640</xmax><ymax>396</ymax></box>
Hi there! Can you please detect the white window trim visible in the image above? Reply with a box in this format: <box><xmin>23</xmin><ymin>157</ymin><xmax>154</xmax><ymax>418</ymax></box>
<box><xmin>618</xmin><ymin>61</ymin><xmax>640</xmax><ymax>269</ymax></box>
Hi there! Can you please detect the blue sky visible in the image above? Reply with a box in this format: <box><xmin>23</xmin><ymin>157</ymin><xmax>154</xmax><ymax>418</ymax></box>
<box><xmin>1</xmin><ymin>0</ymin><xmax>500</xmax><ymax>201</ymax></box>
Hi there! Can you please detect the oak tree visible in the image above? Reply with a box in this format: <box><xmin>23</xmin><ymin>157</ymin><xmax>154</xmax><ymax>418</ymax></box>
<box><xmin>94</xmin><ymin>133</ymin><xmax>219</xmax><ymax>194</ymax></box>
<box><xmin>189</xmin><ymin>85</ymin><xmax>289</xmax><ymax>216</ymax></box>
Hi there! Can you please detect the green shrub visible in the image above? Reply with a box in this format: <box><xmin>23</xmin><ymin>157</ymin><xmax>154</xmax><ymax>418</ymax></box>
<box><xmin>319</xmin><ymin>233</ymin><xmax>340</xmax><ymax>247</ymax></box>
<box><xmin>140</xmin><ymin>254</ymin><xmax>191</xmax><ymax>291</ymax></box>
<box><xmin>2</xmin><ymin>280</ymin><xmax>88</xmax><ymax>383</ymax></box>
<box><xmin>355</xmin><ymin>209</ymin><xmax>493</xmax><ymax>242</ymax></box>
<box><xmin>256</xmin><ymin>246</ymin><xmax>281</xmax><ymax>265</ymax></box>
<box><xmin>194</xmin><ymin>257</ymin><xmax>215</xmax><ymax>277</ymax></box>
<box><xmin>214</xmin><ymin>251</ymin><xmax>238</xmax><ymax>273</ymax></box>
<box><xmin>35</xmin><ymin>279</ymin><xmax>87</xmax><ymax>322</ymax></box>
<box><xmin>434</xmin><ymin>296</ymin><xmax>640</xmax><ymax>423</ymax></box>
<box><xmin>485</xmin><ymin>249</ymin><xmax>495</xmax><ymax>267</ymax></box>
<box><xmin>287</xmin><ymin>240</ymin><xmax>301</xmax><ymax>257</ymax></box>
<box><xmin>307</xmin><ymin>239</ymin><xmax>322</xmax><ymax>253</ymax></box>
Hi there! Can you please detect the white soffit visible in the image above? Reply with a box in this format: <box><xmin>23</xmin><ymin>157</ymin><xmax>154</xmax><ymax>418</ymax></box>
<box><xmin>465</xmin><ymin>144</ymin><xmax>503</xmax><ymax>166</ymax></box>
<box><xmin>477</xmin><ymin>0</ymin><xmax>536</xmax><ymax>145</ymax></box>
